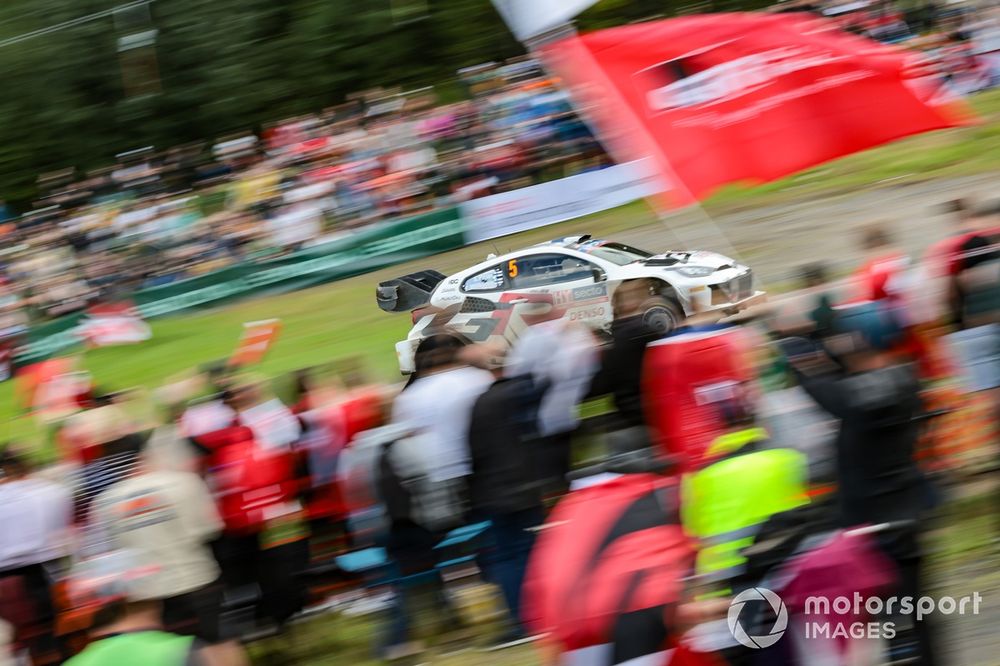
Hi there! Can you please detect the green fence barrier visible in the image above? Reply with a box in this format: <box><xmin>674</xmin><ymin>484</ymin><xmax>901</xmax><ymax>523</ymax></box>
<box><xmin>16</xmin><ymin>208</ymin><xmax>466</xmax><ymax>365</ymax></box>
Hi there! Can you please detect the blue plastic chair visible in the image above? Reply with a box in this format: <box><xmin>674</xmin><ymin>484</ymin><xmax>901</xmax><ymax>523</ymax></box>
<box><xmin>336</xmin><ymin>546</ymin><xmax>392</xmax><ymax>586</ymax></box>
<box><xmin>434</xmin><ymin>520</ymin><xmax>492</xmax><ymax>573</ymax></box>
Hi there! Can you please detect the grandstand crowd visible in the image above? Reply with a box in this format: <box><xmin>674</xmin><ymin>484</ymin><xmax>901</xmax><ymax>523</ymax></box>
<box><xmin>0</xmin><ymin>58</ymin><xmax>604</xmax><ymax>336</ymax></box>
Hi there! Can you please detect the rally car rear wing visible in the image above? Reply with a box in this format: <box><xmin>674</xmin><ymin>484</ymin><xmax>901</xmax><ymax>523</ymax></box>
<box><xmin>376</xmin><ymin>269</ymin><xmax>447</xmax><ymax>313</ymax></box>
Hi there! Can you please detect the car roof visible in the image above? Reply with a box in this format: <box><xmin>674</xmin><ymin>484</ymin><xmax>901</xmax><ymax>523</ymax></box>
<box><xmin>534</xmin><ymin>234</ymin><xmax>599</xmax><ymax>250</ymax></box>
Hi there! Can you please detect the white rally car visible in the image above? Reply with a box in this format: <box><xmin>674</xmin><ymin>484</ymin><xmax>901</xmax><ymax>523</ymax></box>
<box><xmin>377</xmin><ymin>235</ymin><xmax>763</xmax><ymax>374</ymax></box>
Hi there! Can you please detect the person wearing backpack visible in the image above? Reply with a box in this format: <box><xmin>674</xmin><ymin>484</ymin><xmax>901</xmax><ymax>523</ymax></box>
<box><xmin>385</xmin><ymin>334</ymin><xmax>495</xmax><ymax>539</ymax></box>
<box><xmin>373</xmin><ymin>428</ymin><xmax>465</xmax><ymax>657</ymax></box>
<box><xmin>466</xmin><ymin>343</ymin><xmax>548</xmax><ymax>648</ymax></box>
<box><xmin>786</xmin><ymin>315</ymin><xmax>940</xmax><ymax>665</ymax></box>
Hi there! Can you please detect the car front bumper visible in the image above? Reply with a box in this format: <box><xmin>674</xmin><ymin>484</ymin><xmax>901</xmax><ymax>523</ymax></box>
<box><xmin>702</xmin><ymin>290</ymin><xmax>767</xmax><ymax>313</ymax></box>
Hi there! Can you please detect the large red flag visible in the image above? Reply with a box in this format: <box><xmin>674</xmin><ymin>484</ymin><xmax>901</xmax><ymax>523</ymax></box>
<box><xmin>541</xmin><ymin>13</ymin><xmax>973</xmax><ymax>207</ymax></box>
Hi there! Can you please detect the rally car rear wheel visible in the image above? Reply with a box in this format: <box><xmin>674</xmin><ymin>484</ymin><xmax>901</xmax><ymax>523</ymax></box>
<box><xmin>641</xmin><ymin>298</ymin><xmax>684</xmax><ymax>335</ymax></box>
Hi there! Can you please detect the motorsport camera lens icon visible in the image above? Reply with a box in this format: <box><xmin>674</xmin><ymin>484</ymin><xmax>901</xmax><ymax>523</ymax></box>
<box><xmin>728</xmin><ymin>587</ymin><xmax>788</xmax><ymax>649</ymax></box>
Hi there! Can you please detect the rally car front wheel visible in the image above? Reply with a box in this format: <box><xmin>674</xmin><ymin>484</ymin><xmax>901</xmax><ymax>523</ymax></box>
<box><xmin>641</xmin><ymin>297</ymin><xmax>684</xmax><ymax>335</ymax></box>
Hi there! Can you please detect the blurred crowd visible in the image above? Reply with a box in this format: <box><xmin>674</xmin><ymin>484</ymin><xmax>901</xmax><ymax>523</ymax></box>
<box><xmin>774</xmin><ymin>0</ymin><xmax>1000</xmax><ymax>92</ymax></box>
<box><xmin>0</xmin><ymin>195</ymin><xmax>996</xmax><ymax>665</ymax></box>
<box><xmin>2</xmin><ymin>0</ymin><xmax>999</xmax><ymax>339</ymax></box>
<box><xmin>0</xmin><ymin>57</ymin><xmax>605</xmax><ymax>330</ymax></box>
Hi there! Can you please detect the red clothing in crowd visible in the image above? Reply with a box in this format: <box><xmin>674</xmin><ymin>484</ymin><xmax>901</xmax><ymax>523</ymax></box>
<box><xmin>340</xmin><ymin>390</ymin><xmax>383</xmax><ymax>442</ymax></box>
<box><xmin>294</xmin><ymin>388</ymin><xmax>384</xmax><ymax>522</ymax></box>
<box><xmin>854</xmin><ymin>252</ymin><xmax>910</xmax><ymax>303</ymax></box>
<box><xmin>192</xmin><ymin>425</ymin><xmax>300</xmax><ymax>534</ymax></box>
<box><xmin>925</xmin><ymin>226</ymin><xmax>1000</xmax><ymax>278</ymax></box>
<box><xmin>851</xmin><ymin>251</ymin><xmax>948</xmax><ymax>377</ymax></box>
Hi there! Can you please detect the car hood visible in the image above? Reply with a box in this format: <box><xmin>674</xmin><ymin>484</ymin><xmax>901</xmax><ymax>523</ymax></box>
<box><xmin>640</xmin><ymin>250</ymin><xmax>740</xmax><ymax>269</ymax></box>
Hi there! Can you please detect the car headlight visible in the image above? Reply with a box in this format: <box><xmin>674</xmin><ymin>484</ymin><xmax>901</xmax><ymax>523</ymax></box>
<box><xmin>675</xmin><ymin>266</ymin><xmax>716</xmax><ymax>278</ymax></box>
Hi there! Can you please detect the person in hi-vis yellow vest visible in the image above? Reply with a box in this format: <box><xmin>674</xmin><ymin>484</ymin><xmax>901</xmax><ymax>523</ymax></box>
<box><xmin>681</xmin><ymin>390</ymin><xmax>809</xmax><ymax>587</ymax></box>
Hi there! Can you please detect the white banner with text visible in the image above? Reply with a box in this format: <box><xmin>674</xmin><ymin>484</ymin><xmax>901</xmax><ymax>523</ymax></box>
<box><xmin>460</xmin><ymin>159</ymin><xmax>665</xmax><ymax>244</ymax></box>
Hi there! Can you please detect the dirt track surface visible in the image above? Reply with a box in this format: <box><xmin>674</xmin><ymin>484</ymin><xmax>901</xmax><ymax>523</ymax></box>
<box><xmin>611</xmin><ymin>173</ymin><xmax>999</xmax><ymax>285</ymax></box>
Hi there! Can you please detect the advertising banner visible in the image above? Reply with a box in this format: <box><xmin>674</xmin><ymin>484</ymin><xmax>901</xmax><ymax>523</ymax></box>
<box><xmin>460</xmin><ymin>160</ymin><xmax>663</xmax><ymax>244</ymax></box>
<box><xmin>76</xmin><ymin>302</ymin><xmax>152</xmax><ymax>348</ymax></box>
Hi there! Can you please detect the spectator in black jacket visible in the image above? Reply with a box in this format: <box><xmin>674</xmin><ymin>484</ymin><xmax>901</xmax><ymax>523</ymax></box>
<box><xmin>466</xmin><ymin>343</ymin><xmax>547</xmax><ymax>647</ymax></box>
<box><xmin>784</xmin><ymin>310</ymin><xmax>938</xmax><ymax>665</ymax></box>
<box><xmin>589</xmin><ymin>280</ymin><xmax>661</xmax><ymax>452</ymax></box>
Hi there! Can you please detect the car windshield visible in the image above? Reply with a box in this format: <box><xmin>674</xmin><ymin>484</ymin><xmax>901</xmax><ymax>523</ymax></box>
<box><xmin>583</xmin><ymin>242</ymin><xmax>653</xmax><ymax>266</ymax></box>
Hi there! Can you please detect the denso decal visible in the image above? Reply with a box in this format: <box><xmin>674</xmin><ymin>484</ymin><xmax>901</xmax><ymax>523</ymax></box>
<box><xmin>569</xmin><ymin>306</ymin><xmax>607</xmax><ymax>322</ymax></box>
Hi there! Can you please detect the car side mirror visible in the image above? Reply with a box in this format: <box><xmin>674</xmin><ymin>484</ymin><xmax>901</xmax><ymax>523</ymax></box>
<box><xmin>592</xmin><ymin>267</ymin><xmax>607</xmax><ymax>283</ymax></box>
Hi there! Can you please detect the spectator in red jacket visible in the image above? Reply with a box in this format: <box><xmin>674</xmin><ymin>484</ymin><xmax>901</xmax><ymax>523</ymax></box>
<box><xmin>190</xmin><ymin>375</ymin><xmax>308</xmax><ymax>632</ymax></box>
<box><xmin>853</xmin><ymin>225</ymin><xmax>910</xmax><ymax>304</ymax></box>
<box><xmin>852</xmin><ymin>224</ymin><xmax>939</xmax><ymax>376</ymax></box>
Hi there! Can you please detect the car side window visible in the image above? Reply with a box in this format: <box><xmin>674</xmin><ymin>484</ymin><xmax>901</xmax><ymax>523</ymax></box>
<box><xmin>509</xmin><ymin>253</ymin><xmax>598</xmax><ymax>289</ymax></box>
<box><xmin>461</xmin><ymin>264</ymin><xmax>507</xmax><ymax>292</ymax></box>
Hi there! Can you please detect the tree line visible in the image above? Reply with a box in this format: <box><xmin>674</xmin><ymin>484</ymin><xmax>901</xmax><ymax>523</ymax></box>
<box><xmin>0</xmin><ymin>0</ymin><xmax>762</xmax><ymax>205</ymax></box>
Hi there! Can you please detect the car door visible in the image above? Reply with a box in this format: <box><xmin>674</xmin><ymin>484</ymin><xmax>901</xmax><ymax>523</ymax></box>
<box><xmin>507</xmin><ymin>252</ymin><xmax>611</xmax><ymax>329</ymax></box>
<box><xmin>437</xmin><ymin>262</ymin><xmax>511</xmax><ymax>343</ymax></box>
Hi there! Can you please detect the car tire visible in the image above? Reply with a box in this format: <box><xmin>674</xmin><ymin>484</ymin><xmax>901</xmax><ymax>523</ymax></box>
<box><xmin>641</xmin><ymin>298</ymin><xmax>684</xmax><ymax>335</ymax></box>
